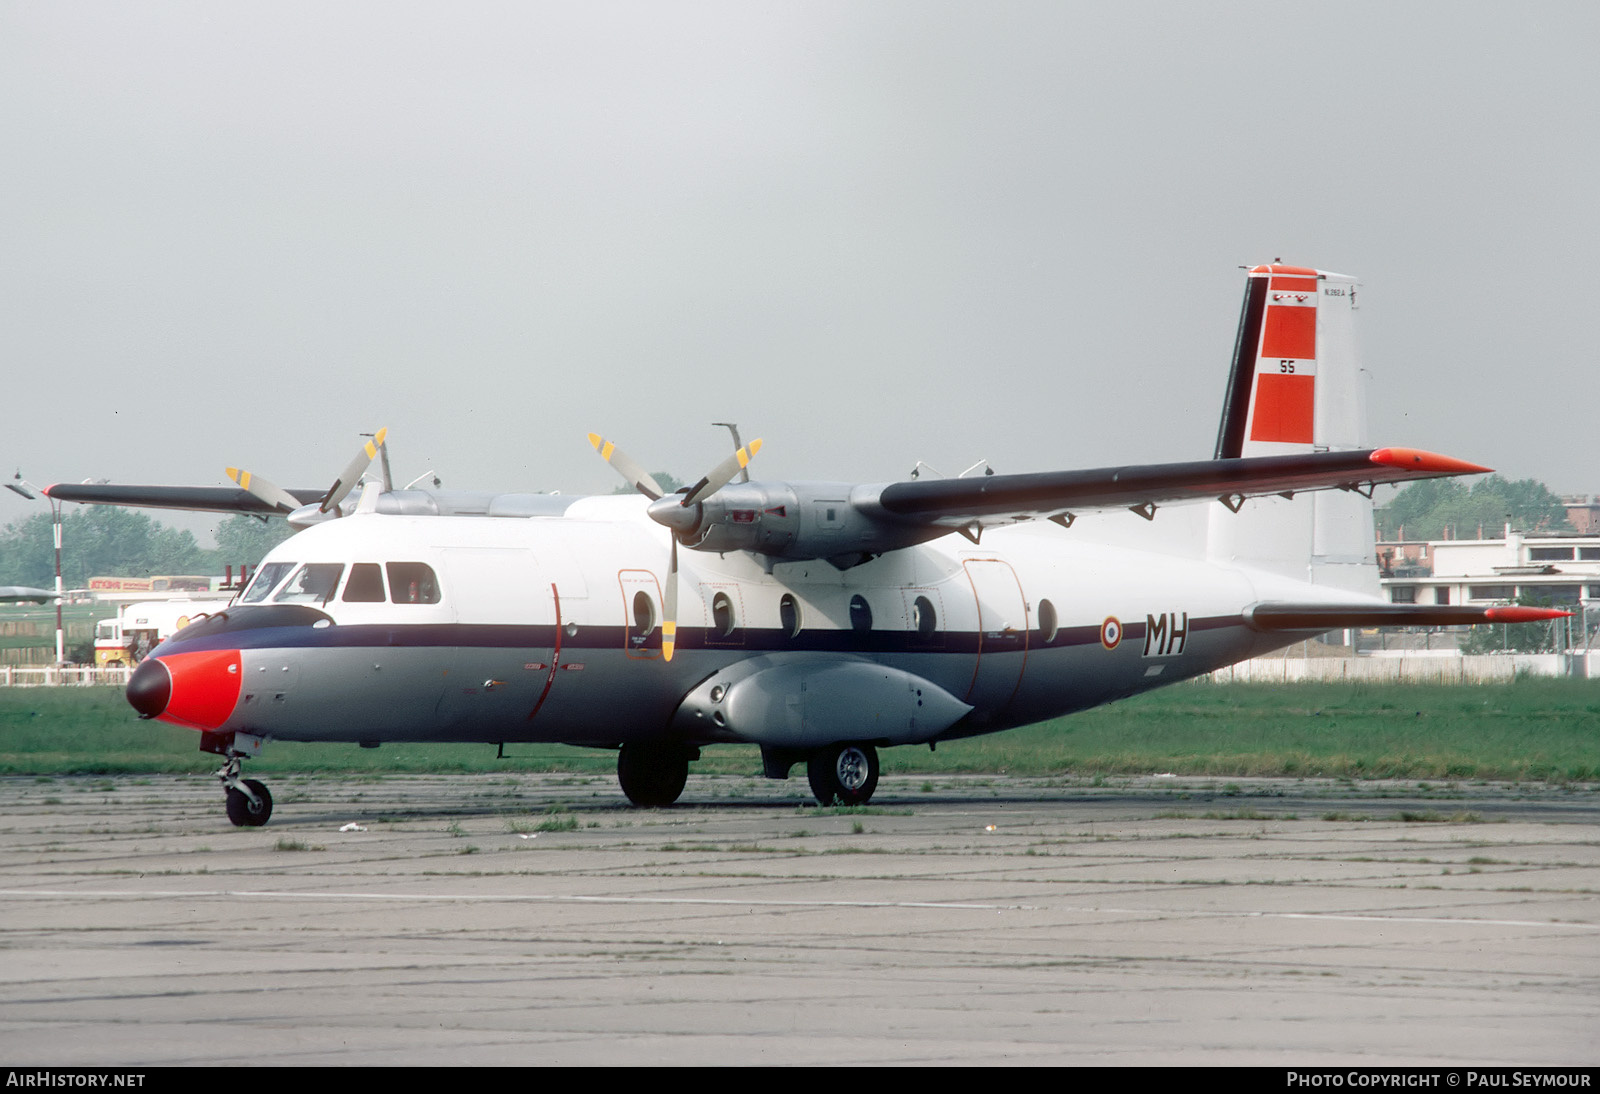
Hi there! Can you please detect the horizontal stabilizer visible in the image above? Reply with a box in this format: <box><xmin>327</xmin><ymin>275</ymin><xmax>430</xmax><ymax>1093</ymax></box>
<box><xmin>1245</xmin><ymin>602</ymin><xmax>1572</xmax><ymax>632</ymax></box>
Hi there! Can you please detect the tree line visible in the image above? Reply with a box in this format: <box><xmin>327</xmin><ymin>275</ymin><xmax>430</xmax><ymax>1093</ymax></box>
<box><xmin>0</xmin><ymin>508</ymin><xmax>295</xmax><ymax>589</ymax></box>
<box><xmin>1376</xmin><ymin>475</ymin><xmax>1571</xmax><ymax>541</ymax></box>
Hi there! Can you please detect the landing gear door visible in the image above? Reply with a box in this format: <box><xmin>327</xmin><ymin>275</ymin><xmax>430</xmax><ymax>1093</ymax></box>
<box><xmin>961</xmin><ymin>558</ymin><xmax>1028</xmax><ymax>711</ymax></box>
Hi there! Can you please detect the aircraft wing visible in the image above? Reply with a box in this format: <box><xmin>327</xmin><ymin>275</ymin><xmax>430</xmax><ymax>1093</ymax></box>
<box><xmin>42</xmin><ymin>483</ymin><xmax>326</xmax><ymax>516</ymax></box>
<box><xmin>0</xmin><ymin>586</ymin><xmax>57</xmax><ymax>604</ymax></box>
<box><xmin>866</xmin><ymin>448</ymin><xmax>1486</xmax><ymax>527</ymax></box>
<box><xmin>1245</xmin><ymin>602</ymin><xmax>1571</xmax><ymax>630</ymax></box>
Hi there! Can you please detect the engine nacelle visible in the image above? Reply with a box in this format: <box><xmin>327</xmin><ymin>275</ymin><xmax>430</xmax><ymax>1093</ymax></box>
<box><xmin>663</xmin><ymin>482</ymin><xmax>944</xmax><ymax>567</ymax></box>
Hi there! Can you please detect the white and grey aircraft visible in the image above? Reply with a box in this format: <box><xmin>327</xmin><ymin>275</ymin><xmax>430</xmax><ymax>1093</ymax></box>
<box><xmin>46</xmin><ymin>264</ymin><xmax>1565</xmax><ymax>826</ymax></box>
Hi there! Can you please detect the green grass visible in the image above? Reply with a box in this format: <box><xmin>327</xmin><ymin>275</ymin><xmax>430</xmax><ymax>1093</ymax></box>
<box><xmin>0</xmin><ymin>679</ymin><xmax>1596</xmax><ymax>781</ymax></box>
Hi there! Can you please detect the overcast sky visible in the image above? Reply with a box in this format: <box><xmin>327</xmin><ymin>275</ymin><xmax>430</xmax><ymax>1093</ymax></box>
<box><xmin>3</xmin><ymin>1</ymin><xmax>1596</xmax><ymax>544</ymax></box>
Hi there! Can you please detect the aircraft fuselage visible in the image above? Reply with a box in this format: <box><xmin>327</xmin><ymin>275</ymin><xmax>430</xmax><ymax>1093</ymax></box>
<box><xmin>134</xmin><ymin>494</ymin><xmax>1326</xmax><ymax>755</ymax></box>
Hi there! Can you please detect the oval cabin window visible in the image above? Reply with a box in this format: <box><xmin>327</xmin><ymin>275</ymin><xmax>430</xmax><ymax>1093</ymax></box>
<box><xmin>711</xmin><ymin>592</ymin><xmax>737</xmax><ymax>637</ymax></box>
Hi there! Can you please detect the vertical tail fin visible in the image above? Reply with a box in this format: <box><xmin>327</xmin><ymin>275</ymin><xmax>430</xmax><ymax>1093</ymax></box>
<box><xmin>1207</xmin><ymin>264</ymin><xmax>1377</xmax><ymax>594</ymax></box>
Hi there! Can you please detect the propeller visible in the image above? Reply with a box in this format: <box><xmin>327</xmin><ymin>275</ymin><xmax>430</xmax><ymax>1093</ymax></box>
<box><xmin>225</xmin><ymin>466</ymin><xmax>303</xmax><ymax>514</ymax></box>
<box><xmin>319</xmin><ymin>427</ymin><xmax>388</xmax><ymax>513</ymax></box>
<box><xmin>587</xmin><ymin>433</ymin><xmax>666</xmax><ymax>500</ymax></box>
<box><xmin>226</xmin><ymin>428</ymin><xmax>390</xmax><ymax>525</ymax></box>
<box><xmin>587</xmin><ymin>431</ymin><xmax>762</xmax><ymax>661</ymax></box>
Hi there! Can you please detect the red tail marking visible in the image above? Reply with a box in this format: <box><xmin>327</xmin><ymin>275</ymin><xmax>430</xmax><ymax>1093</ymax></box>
<box><xmin>1269</xmin><ymin>276</ymin><xmax>1319</xmax><ymax>292</ymax></box>
<box><xmin>1250</xmin><ymin>264</ymin><xmax>1318</xmax><ymax>276</ymax></box>
<box><xmin>1260</xmin><ymin>304</ymin><xmax>1317</xmax><ymax>360</ymax></box>
<box><xmin>1249</xmin><ymin>374</ymin><xmax>1315</xmax><ymax>443</ymax></box>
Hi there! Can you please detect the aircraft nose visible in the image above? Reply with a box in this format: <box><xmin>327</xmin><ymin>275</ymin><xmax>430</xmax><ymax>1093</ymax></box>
<box><xmin>126</xmin><ymin>658</ymin><xmax>171</xmax><ymax>719</ymax></box>
<box><xmin>125</xmin><ymin>649</ymin><xmax>243</xmax><ymax>730</ymax></box>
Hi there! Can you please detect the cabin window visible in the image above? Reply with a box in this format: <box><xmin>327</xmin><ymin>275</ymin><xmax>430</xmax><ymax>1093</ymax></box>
<box><xmin>387</xmin><ymin>562</ymin><xmax>440</xmax><ymax>604</ymax></box>
<box><xmin>274</xmin><ymin>563</ymin><xmax>344</xmax><ymax>606</ymax></box>
<box><xmin>632</xmin><ymin>591</ymin><xmax>656</xmax><ymax>638</ymax></box>
<box><xmin>342</xmin><ymin>563</ymin><xmax>386</xmax><ymax>603</ymax></box>
<box><xmin>711</xmin><ymin>592</ymin><xmax>737</xmax><ymax>637</ymax></box>
<box><xmin>1530</xmin><ymin>547</ymin><xmax>1575</xmax><ymax>561</ymax></box>
<box><xmin>1037</xmin><ymin>598</ymin><xmax>1058</xmax><ymax>643</ymax></box>
<box><xmin>849</xmin><ymin>594</ymin><xmax>872</xmax><ymax>633</ymax></box>
<box><xmin>241</xmin><ymin>561</ymin><xmax>295</xmax><ymax>604</ymax></box>
<box><xmin>779</xmin><ymin>594</ymin><xmax>802</xmax><ymax>639</ymax></box>
<box><xmin>1389</xmin><ymin>585</ymin><xmax>1415</xmax><ymax>604</ymax></box>
<box><xmin>912</xmin><ymin>595</ymin><xmax>938</xmax><ymax>638</ymax></box>
<box><xmin>1470</xmin><ymin>585</ymin><xmax>1513</xmax><ymax>600</ymax></box>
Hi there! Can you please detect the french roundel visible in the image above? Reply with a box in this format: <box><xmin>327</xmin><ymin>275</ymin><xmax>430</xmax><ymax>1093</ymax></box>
<box><xmin>1100</xmin><ymin>616</ymin><xmax>1122</xmax><ymax>650</ymax></box>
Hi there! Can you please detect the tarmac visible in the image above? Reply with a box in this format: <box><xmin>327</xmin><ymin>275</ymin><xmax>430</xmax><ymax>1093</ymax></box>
<box><xmin>0</xmin><ymin>771</ymin><xmax>1596</xmax><ymax>1066</ymax></box>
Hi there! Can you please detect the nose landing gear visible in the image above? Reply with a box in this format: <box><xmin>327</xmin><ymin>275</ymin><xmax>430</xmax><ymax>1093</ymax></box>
<box><xmin>202</xmin><ymin>730</ymin><xmax>274</xmax><ymax>827</ymax></box>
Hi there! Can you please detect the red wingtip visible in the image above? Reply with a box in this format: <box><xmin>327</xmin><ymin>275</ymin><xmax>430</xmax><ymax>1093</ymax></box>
<box><xmin>1484</xmin><ymin>606</ymin><xmax>1573</xmax><ymax>623</ymax></box>
<box><xmin>1369</xmin><ymin>448</ymin><xmax>1492</xmax><ymax>476</ymax></box>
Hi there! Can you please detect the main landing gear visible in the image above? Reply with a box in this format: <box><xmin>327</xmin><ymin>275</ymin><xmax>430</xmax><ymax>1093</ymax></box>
<box><xmin>202</xmin><ymin>731</ymin><xmax>273</xmax><ymax>827</ymax></box>
<box><xmin>616</xmin><ymin>741</ymin><xmax>699</xmax><ymax>807</ymax></box>
<box><xmin>807</xmin><ymin>742</ymin><xmax>879</xmax><ymax>807</ymax></box>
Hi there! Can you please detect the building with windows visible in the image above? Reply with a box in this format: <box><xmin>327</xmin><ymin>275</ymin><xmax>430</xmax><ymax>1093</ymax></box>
<box><xmin>1380</xmin><ymin>526</ymin><xmax>1600</xmax><ymax>611</ymax></box>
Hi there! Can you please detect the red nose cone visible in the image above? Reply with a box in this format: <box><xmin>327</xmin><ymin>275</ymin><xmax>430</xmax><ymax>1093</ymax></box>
<box><xmin>131</xmin><ymin>649</ymin><xmax>243</xmax><ymax>730</ymax></box>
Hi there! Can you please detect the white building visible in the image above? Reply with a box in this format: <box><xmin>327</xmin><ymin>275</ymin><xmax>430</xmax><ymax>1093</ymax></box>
<box><xmin>1381</xmin><ymin>526</ymin><xmax>1600</xmax><ymax>611</ymax></box>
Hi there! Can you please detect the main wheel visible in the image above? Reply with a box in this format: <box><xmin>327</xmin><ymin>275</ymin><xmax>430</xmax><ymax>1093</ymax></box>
<box><xmin>807</xmin><ymin>743</ymin><xmax>879</xmax><ymax>806</ymax></box>
<box><xmin>225</xmin><ymin>778</ymin><xmax>273</xmax><ymax>827</ymax></box>
<box><xmin>617</xmin><ymin>742</ymin><xmax>690</xmax><ymax>807</ymax></box>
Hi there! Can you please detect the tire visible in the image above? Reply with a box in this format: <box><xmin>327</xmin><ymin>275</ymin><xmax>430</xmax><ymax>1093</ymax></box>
<box><xmin>225</xmin><ymin>778</ymin><xmax>273</xmax><ymax>827</ymax></box>
<box><xmin>617</xmin><ymin>743</ymin><xmax>690</xmax><ymax>807</ymax></box>
<box><xmin>807</xmin><ymin>743</ymin><xmax>879</xmax><ymax>806</ymax></box>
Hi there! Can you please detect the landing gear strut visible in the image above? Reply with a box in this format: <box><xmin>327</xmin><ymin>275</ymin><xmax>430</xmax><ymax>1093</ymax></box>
<box><xmin>224</xmin><ymin>771</ymin><xmax>273</xmax><ymax>827</ymax></box>
<box><xmin>204</xmin><ymin>732</ymin><xmax>273</xmax><ymax>827</ymax></box>
<box><xmin>808</xmin><ymin>742</ymin><xmax>879</xmax><ymax>806</ymax></box>
<box><xmin>616</xmin><ymin>742</ymin><xmax>695</xmax><ymax>807</ymax></box>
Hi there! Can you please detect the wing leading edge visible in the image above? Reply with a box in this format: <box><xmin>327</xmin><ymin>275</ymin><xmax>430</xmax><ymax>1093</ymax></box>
<box><xmin>865</xmin><ymin>448</ymin><xmax>1487</xmax><ymax>528</ymax></box>
<box><xmin>42</xmin><ymin>484</ymin><xmax>326</xmax><ymax>516</ymax></box>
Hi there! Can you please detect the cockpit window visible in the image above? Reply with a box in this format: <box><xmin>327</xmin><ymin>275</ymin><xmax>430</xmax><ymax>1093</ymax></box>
<box><xmin>387</xmin><ymin>562</ymin><xmax>440</xmax><ymax>604</ymax></box>
<box><xmin>342</xmin><ymin>563</ymin><xmax>387</xmax><ymax>603</ymax></box>
<box><xmin>273</xmin><ymin>563</ymin><xmax>345</xmax><ymax>605</ymax></box>
<box><xmin>241</xmin><ymin>561</ymin><xmax>296</xmax><ymax>604</ymax></box>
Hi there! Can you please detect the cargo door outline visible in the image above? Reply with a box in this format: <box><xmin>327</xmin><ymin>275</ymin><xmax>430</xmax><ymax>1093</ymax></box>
<box><xmin>961</xmin><ymin>558</ymin><xmax>1029</xmax><ymax>710</ymax></box>
<box><xmin>618</xmin><ymin>570</ymin><xmax>665</xmax><ymax>659</ymax></box>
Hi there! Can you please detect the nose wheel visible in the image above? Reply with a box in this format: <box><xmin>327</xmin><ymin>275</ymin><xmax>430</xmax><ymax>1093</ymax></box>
<box><xmin>216</xmin><ymin>753</ymin><xmax>273</xmax><ymax>827</ymax></box>
<box><xmin>225</xmin><ymin>777</ymin><xmax>273</xmax><ymax>827</ymax></box>
<box><xmin>807</xmin><ymin>742</ymin><xmax>879</xmax><ymax>806</ymax></box>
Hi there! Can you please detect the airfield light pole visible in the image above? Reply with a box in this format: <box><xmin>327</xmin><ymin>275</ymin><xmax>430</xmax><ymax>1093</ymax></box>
<box><xmin>5</xmin><ymin>475</ymin><xmax>64</xmax><ymax>665</ymax></box>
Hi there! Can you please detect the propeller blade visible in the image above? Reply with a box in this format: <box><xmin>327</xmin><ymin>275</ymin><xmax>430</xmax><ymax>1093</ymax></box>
<box><xmin>682</xmin><ymin>438</ymin><xmax>762</xmax><ymax>507</ymax></box>
<box><xmin>586</xmin><ymin>433</ymin><xmax>665</xmax><ymax>500</ymax></box>
<box><xmin>225</xmin><ymin>467</ymin><xmax>302</xmax><ymax>514</ymax></box>
<box><xmin>662</xmin><ymin>538</ymin><xmax>678</xmax><ymax>662</ymax></box>
<box><xmin>320</xmin><ymin>428</ymin><xmax>388</xmax><ymax>513</ymax></box>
